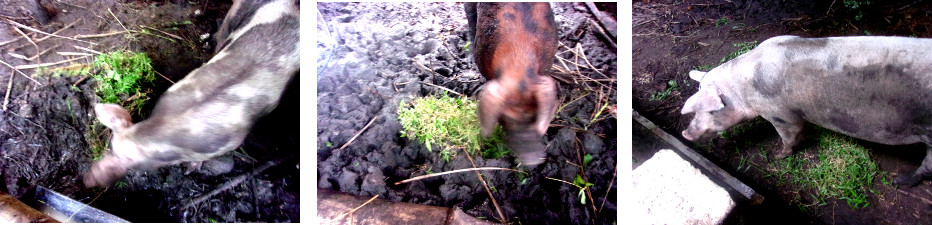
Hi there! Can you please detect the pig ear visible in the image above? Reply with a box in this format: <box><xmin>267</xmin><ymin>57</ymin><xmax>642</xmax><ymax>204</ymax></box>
<box><xmin>478</xmin><ymin>80</ymin><xmax>505</xmax><ymax>137</ymax></box>
<box><xmin>94</xmin><ymin>103</ymin><xmax>134</xmax><ymax>131</ymax></box>
<box><xmin>689</xmin><ymin>70</ymin><xmax>707</xmax><ymax>82</ymax></box>
<box><xmin>681</xmin><ymin>86</ymin><xmax>724</xmax><ymax>114</ymax></box>
<box><xmin>533</xmin><ymin>76</ymin><xmax>558</xmax><ymax>136</ymax></box>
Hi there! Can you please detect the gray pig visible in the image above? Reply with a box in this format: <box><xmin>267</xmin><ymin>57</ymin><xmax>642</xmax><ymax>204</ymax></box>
<box><xmin>85</xmin><ymin>0</ymin><xmax>299</xmax><ymax>187</ymax></box>
<box><xmin>681</xmin><ymin>35</ymin><xmax>932</xmax><ymax>186</ymax></box>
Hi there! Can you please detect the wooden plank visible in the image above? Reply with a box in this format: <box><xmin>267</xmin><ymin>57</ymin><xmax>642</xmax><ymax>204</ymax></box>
<box><xmin>0</xmin><ymin>191</ymin><xmax>58</xmax><ymax>223</ymax></box>
<box><xmin>633</xmin><ymin>109</ymin><xmax>764</xmax><ymax>205</ymax></box>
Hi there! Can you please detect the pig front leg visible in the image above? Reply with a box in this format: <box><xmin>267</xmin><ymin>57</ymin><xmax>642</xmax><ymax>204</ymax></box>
<box><xmin>895</xmin><ymin>145</ymin><xmax>932</xmax><ymax>187</ymax></box>
<box><xmin>765</xmin><ymin>115</ymin><xmax>804</xmax><ymax>159</ymax></box>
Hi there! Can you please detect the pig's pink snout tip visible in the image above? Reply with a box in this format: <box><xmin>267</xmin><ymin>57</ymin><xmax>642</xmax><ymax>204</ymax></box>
<box><xmin>681</xmin><ymin>130</ymin><xmax>696</xmax><ymax>141</ymax></box>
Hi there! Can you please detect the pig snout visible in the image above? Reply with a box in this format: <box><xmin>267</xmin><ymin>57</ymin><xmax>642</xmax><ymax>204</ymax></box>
<box><xmin>84</xmin><ymin>155</ymin><xmax>130</xmax><ymax>187</ymax></box>
<box><xmin>468</xmin><ymin>2</ymin><xmax>558</xmax><ymax>166</ymax></box>
<box><xmin>84</xmin><ymin>0</ymin><xmax>298</xmax><ymax>187</ymax></box>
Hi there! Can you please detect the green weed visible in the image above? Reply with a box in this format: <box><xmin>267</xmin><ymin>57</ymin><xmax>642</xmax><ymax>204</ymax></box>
<box><xmin>649</xmin><ymin>80</ymin><xmax>679</xmax><ymax>101</ymax></box>
<box><xmin>91</xmin><ymin>51</ymin><xmax>156</xmax><ymax>112</ymax></box>
<box><xmin>692</xmin><ymin>65</ymin><xmax>712</xmax><ymax>72</ymax></box>
<box><xmin>843</xmin><ymin>0</ymin><xmax>869</xmax><ymax>21</ymax></box>
<box><xmin>715</xmin><ymin>17</ymin><xmax>731</xmax><ymax>27</ymax></box>
<box><xmin>721</xmin><ymin>41</ymin><xmax>758</xmax><ymax>63</ymax></box>
<box><xmin>397</xmin><ymin>93</ymin><xmax>508</xmax><ymax>162</ymax></box>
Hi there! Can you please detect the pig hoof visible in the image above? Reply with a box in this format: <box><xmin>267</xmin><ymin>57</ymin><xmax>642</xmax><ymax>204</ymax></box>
<box><xmin>894</xmin><ymin>174</ymin><xmax>921</xmax><ymax>187</ymax></box>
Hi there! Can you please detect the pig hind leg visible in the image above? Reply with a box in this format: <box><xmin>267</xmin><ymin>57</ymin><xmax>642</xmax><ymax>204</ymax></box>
<box><xmin>895</xmin><ymin>145</ymin><xmax>932</xmax><ymax>187</ymax></box>
<box><xmin>765</xmin><ymin>115</ymin><xmax>804</xmax><ymax>159</ymax></box>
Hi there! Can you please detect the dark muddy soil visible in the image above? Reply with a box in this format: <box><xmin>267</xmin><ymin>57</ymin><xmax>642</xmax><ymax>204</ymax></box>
<box><xmin>634</xmin><ymin>0</ymin><xmax>932</xmax><ymax>224</ymax></box>
<box><xmin>317</xmin><ymin>2</ymin><xmax>617</xmax><ymax>224</ymax></box>
<box><xmin>0</xmin><ymin>0</ymin><xmax>298</xmax><ymax>222</ymax></box>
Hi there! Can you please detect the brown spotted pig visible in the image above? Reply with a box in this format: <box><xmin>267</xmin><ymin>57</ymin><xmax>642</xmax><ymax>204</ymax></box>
<box><xmin>85</xmin><ymin>0</ymin><xmax>299</xmax><ymax>187</ymax></box>
<box><xmin>681</xmin><ymin>35</ymin><xmax>932</xmax><ymax>186</ymax></box>
<box><xmin>465</xmin><ymin>3</ymin><xmax>559</xmax><ymax>166</ymax></box>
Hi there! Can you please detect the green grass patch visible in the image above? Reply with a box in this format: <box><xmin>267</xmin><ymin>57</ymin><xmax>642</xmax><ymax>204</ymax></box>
<box><xmin>773</xmin><ymin>128</ymin><xmax>882</xmax><ymax>209</ymax></box>
<box><xmin>721</xmin><ymin>41</ymin><xmax>758</xmax><ymax>63</ymax></box>
<box><xmin>92</xmin><ymin>51</ymin><xmax>157</xmax><ymax>112</ymax></box>
<box><xmin>397</xmin><ymin>93</ymin><xmax>508</xmax><ymax>162</ymax></box>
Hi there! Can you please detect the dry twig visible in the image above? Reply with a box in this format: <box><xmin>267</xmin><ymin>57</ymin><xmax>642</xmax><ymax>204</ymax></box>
<box><xmin>598</xmin><ymin>168</ymin><xmax>616</xmax><ymax>214</ymax></box>
<box><xmin>328</xmin><ymin>194</ymin><xmax>380</xmax><ymax>222</ymax></box>
<box><xmin>14</xmin><ymin>56</ymin><xmax>89</xmax><ymax>70</ymax></box>
<box><xmin>5</xmin><ymin>19</ymin><xmax>95</xmax><ymax>45</ymax></box>
<box><xmin>107</xmin><ymin>8</ymin><xmax>129</xmax><ymax>32</ymax></box>
<box><xmin>395</xmin><ymin>167</ymin><xmax>524</xmax><ymax>185</ymax></box>
<box><xmin>183</xmin><ymin>160</ymin><xmax>278</xmax><ymax>208</ymax></box>
<box><xmin>74</xmin><ymin>45</ymin><xmax>102</xmax><ymax>55</ymax></box>
<box><xmin>460</xmin><ymin>149</ymin><xmax>509</xmax><ymax>224</ymax></box>
<box><xmin>0</xmin><ymin>59</ymin><xmax>41</xmax><ymax>85</ymax></box>
<box><xmin>3</xmin><ymin>70</ymin><xmax>13</xmax><ymax>111</ymax></box>
<box><xmin>418</xmin><ymin>81</ymin><xmax>463</xmax><ymax>97</ymax></box>
<box><xmin>75</xmin><ymin>30</ymin><xmax>130</xmax><ymax>39</ymax></box>
<box><xmin>140</xmin><ymin>25</ymin><xmax>184</xmax><ymax>41</ymax></box>
<box><xmin>339</xmin><ymin>115</ymin><xmax>380</xmax><ymax>150</ymax></box>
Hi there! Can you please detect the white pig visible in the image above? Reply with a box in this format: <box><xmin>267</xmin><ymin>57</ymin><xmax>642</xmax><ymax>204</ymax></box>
<box><xmin>681</xmin><ymin>35</ymin><xmax>932</xmax><ymax>186</ymax></box>
<box><xmin>85</xmin><ymin>0</ymin><xmax>299</xmax><ymax>187</ymax></box>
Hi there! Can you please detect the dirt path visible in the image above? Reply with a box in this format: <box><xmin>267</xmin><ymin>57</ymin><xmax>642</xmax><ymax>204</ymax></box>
<box><xmin>0</xmin><ymin>0</ymin><xmax>298</xmax><ymax>222</ymax></box>
<box><xmin>317</xmin><ymin>2</ymin><xmax>617</xmax><ymax>224</ymax></box>
<box><xmin>634</xmin><ymin>0</ymin><xmax>932</xmax><ymax>224</ymax></box>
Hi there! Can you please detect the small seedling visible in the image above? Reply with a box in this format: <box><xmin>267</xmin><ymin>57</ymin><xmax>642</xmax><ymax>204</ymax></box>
<box><xmin>573</xmin><ymin>175</ymin><xmax>594</xmax><ymax>204</ymax></box>
<box><xmin>325</xmin><ymin>142</ymin><xmax>333</xmax><ymax>147</ymax></box>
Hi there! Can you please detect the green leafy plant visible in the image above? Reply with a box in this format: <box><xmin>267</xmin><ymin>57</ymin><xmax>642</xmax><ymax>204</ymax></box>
<box><xmin>398</xmin><ymin>93</ymin><xmax>508</xmax><ymax>162</ymax></box>
<box><xmin>721</xmin><ymin>41</ymin><xmax>759</xmax><ymax>63</ymax></box>
<box><xmin>573</xmin><ymin>175</ymin><xmax>594</xmax><ymax>204</ymax></box>
<box><xmin>843</xmin><ymin>0</ymin><xmax>869</xmax><ymax>21</ymax></box>
<box><xmin>91</xmin><ymin>51</ymin><xmax>156</xmax><ymax>112</ymax></box>
<box><xmin>715</xmin><ymin>17</ymin><xmax>731</xmax><ymax>27</ymax></box>
<box><xmin>649</xmin><ymin>80</ymin><xmax>679</xmax><ymax>101</ymax></box>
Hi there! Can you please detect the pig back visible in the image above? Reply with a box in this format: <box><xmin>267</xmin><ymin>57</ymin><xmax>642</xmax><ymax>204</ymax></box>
<box><xmin>469</xmin><ymin>2</ymin><xmax>558</xmax><ymax>80</ymax></box>
<box><xmin>138</xmin><ymin>0</ymin><xmax>299</xmax><ymax>158</ymax></box>
<box><xmin>737</xmin><ymin>36</ymin><xmax>932</xmax><ymax>145</ymax></box>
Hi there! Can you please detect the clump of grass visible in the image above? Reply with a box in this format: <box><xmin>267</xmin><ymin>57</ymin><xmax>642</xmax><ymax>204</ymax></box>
<box><xmin>91</xmin><ymin>51</ymin><xmax>157</xmax><ymax>112</ymax></box>
<box><xmin>774</xmin><ymin>128</ymin><xmax>881</xmax><ymax>209</ymax></box>
<box><xmin>397</xmin><ymin>93</ymin><xmax>508</xmax><ymax>162</ymax></box>
<box><xmin>721</xmin><ymin>41</ymin><xmax>758</xmax><ymax>63</ymax></box>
